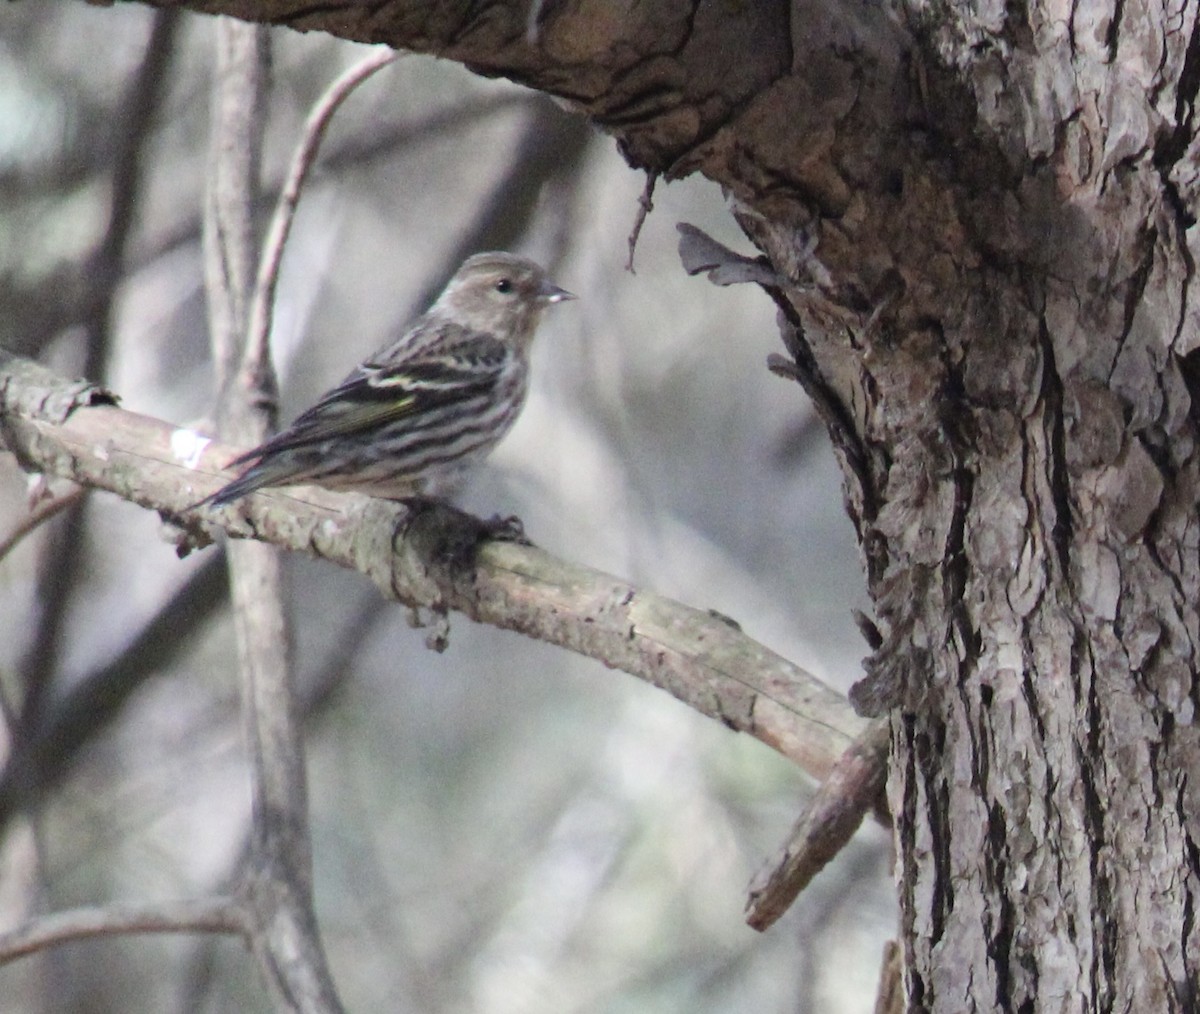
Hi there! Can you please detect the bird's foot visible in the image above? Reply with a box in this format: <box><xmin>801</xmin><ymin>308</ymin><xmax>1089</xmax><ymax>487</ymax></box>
<box><xmin>481</xmin><ymin>513</ymin><xmax>529</xmax><ymax>545</ymax></box>
<box><xmin>397</xmin><ymin>499</ymin><xmax>532</xmax><ymax>575</ymax></box>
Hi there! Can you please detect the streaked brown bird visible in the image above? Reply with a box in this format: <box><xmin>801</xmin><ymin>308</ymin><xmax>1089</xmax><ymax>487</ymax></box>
<box><xmin>199</xmin><ymin>252</ymin><xmax>573</xmax><ymax>508</ymax></box>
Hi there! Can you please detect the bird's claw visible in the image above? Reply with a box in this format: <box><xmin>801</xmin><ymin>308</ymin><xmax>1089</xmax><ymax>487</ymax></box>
<box><xmin>481</xmin><ymin>513</ymin><xmax>528</xmax><ymax>544</ymax></box>
<box><xmin>397</xmin><ymin>500</ymin><xmax>531</xmax><ymax>574</ymax></box>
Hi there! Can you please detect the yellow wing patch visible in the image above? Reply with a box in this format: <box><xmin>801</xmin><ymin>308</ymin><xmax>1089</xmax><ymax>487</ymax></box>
<box><xmin>305</xmin><ymin>393</ymin><xmax>418</xmax><ymax>440</ymax></box>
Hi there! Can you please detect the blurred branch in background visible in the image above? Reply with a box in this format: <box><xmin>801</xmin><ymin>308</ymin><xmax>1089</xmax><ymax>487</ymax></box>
<box><xmin>0</xmin><ymin>484</ymin><xmax>85</xmax><ymax>566</ymax></box>
<box><xmin>0</xmin><ymin>91</ymin><xmax>534</xmax><ymax>364</ymax></box>
<box><xmin>0</xmin><ymin>551</ymin><xmax>228</xmax><ymax>837</ymax></box>
<box><xmin>0</xmin><ymin>897</ymin><xmax>246</xmax><ymax>967</ymax></box>
<box><xmin>14</xmin><ymin>8</ymin><xmax>180</xmax><ymax>773</ymax></box>
<box><xmin>410</xmin><ymin>98</ymin><xmax>593</xmax><ymax>316</ymax></box>
<box><xmin>245</xmin><ymin>47</ymin><xmax>398</xmax><ymax>390</ymax></box>
<box><xmin>203</xmin><ymin>19</ymin><xmax>349</xmax><ymax>1010</ymax></box>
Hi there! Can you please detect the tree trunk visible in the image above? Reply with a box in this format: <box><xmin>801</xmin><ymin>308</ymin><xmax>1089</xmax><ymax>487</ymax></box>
<box><xmin>864</xmin><ymin>10</ymin><xmax>1200</xmax><ymax>1009</ymax></box>
<box><xmin>125</xmin><ymin>0</ymin><xmax>1200</xmax><ymax>1007</ymax></box>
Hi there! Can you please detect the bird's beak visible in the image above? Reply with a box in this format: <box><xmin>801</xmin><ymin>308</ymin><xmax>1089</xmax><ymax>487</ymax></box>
<box><xmin>540</xmin><ymin>280</ymin><xmax>575</xmax><ymax>303</ymax></box>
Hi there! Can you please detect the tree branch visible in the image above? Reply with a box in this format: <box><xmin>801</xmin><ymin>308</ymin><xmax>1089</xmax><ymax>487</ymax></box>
<box><xmin>0</xmin><ymin>352</ymin><xmax>868</xmax><ymax>782</ymax></box>
<box><xmin>203</xmin><ymin>19</ymin><xmax>346</xmax><ymax>1013</ymax></box>
<box><xmin>244</xmin><ymin>47</ymin><xmax>397</xmax><ymax>391</ymax></box>
<box><xmin>127</xmin><ymin>0</ymin><xmax>796</xmax><ymax>176</ymax></box>
<box><xmin>0</xmin><ymin>897</ymin><xmax>245</xmax><ymax>966</ymax></box>
<box><xmin>0</xmin><ymin>483</ymin><xmax>85</xmax><ymax>564</ymax></box>
<box><xmin>745</xmin><ymin>717</ymin><xmax>889</xmax><ymax>930</ymax></box>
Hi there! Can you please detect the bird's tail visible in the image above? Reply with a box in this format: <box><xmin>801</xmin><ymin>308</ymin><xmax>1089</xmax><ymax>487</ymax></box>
<box><xmin>188</xmin><ymin>453</ymin><xmax>300</xmax><ymax>510</ymax></box>
<box><xmin>202</xmin><ymin>466</ymin><xmax>269</xmax><ymax>508</ymax></box>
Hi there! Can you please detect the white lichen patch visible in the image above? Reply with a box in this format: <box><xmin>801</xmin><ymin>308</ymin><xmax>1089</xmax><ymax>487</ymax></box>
<box><xmin>171</xmin><ymin>429</ymin><xmax>211</xmax><ymax>470</ymax></box>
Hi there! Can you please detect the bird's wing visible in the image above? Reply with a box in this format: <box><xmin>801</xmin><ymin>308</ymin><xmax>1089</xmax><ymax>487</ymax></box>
<box><xmin>228</xmin><ymin>331</ymin><xmax>511</xmax><ymax>464</ymax></box>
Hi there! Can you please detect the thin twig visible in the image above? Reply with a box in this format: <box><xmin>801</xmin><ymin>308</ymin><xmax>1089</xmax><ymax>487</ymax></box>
<box><xmin>625</xmin><ymin>171</ymin><xmax>658</xmax><ymax>273</ymax></box>
<box><xmin>170</xmin><ymin>592</ymin><xmax>388</xmax><ymax>1014</ymax></box>
<box><xmin>745</xmin><ymin>718</ymin><xmax>890</xmax><ymax>931</ymax></box>
<box><xmin>242</xmin><ymin>47</ymin><xmax>397</xmax><ymax>389</ymax></box>
<box><xmin>0</xmin><ymin>484</ymin><xmax>85</xmax><ymax>564</ymax></box>
<box><xmin>0</xmin><ymin>897</ymin><xmax>245</xmax><ymax>966</ymax></box>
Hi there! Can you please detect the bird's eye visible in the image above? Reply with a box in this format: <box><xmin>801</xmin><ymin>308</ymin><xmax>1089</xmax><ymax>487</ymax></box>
<box><xmin>495</xmin><ymin>278</ymin><xmax>514</xmax><ymax>294</ymax></box>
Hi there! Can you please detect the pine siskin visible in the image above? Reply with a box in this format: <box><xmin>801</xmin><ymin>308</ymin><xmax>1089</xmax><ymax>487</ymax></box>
<box><xmin>199</xmin><ymin>252</ymin><xmax>573</xmax><ymax>507</ymax></box>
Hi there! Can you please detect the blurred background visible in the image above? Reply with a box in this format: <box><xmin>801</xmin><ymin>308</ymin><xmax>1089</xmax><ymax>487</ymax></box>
<box><xmin>0</xmin><ymin>6</ymin><xmax>893</xmax><ymax>1012</ymax></box>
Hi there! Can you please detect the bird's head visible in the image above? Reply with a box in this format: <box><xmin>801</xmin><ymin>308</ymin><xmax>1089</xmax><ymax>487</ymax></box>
<box><xmin>433</xmin><ymin>252</ymin><xmax>574</xmax><ymax>347</ymax></box>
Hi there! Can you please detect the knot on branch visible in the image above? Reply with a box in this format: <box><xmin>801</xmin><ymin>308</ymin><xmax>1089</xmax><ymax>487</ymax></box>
<box><xmin>0</xmin><ymin>353</ymin><xmax>118</xmax><ymax>425</ymax></box>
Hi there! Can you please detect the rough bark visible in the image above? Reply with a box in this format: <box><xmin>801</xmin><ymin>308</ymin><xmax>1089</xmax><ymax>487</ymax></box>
<box><xmin>96</xmin><ymin>0</ymin><xmax>1200</xmax><ymax>1008</ymax></box>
